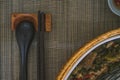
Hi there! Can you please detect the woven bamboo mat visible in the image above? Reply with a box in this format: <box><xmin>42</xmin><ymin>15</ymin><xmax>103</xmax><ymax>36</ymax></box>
<box><xmin>0</xmin><ymin>0</ymin><xmax>120</xmax><ymax>80</ymax></box>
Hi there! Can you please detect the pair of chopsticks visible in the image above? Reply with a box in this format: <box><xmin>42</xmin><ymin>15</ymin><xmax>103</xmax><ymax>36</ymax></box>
<box><xmin>37</xmin><ymin>11</ymin><xmax>51</xmax><ymax>80</ymax></box>
<box><xmin>37</xmin><ymin>11</ymin><xmax>45</xmax><ymax>80</ymax></box>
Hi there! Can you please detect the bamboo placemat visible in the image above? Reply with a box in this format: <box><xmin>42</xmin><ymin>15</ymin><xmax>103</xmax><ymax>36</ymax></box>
<box><xmin>0</xmin><ymin>0</ymin><xmax>120</xmax><ymax>80</ymax></box>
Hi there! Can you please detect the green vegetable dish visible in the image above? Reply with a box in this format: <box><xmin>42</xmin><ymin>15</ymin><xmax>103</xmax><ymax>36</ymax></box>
<box><xmin>68</xmin><ymin>38</ymin><xmax>120</xmax><ymax>80</ymax></box>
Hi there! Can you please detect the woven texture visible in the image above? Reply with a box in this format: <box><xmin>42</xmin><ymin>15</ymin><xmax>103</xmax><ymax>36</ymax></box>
<box><xmin>0</xmin><ymin>0</ymin><xmax>120</xmax><ymax>80</ymax></box>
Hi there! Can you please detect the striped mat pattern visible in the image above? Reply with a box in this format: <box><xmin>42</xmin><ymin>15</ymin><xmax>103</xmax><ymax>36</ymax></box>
<box><xmin>0</xmin><ymin>0</ymin><xmax>120</xmax><ymax>80</ymax></box>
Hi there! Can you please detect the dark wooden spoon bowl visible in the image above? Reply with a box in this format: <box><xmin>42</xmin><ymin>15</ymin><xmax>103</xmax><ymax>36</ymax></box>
<box><xmin>15</xmin><ymin>20</ymin><xmax>35</xmax><ymax>80</ymax></box>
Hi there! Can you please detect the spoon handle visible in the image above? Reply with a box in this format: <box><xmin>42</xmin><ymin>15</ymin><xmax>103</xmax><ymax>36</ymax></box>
<box><xmin>19</xmin><ymin>47</ymin><xmax>28</xmax><ymax>80</ymax></box>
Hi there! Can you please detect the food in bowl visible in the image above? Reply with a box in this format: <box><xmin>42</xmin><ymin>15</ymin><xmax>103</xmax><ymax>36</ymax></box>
<box><xmin>114</xmin><ymin>0</ymin><xmax>120</xmax><ymax>8</ymax></box>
